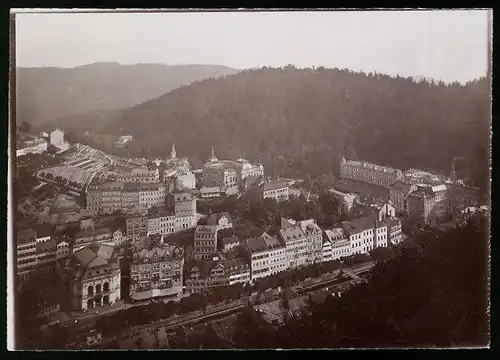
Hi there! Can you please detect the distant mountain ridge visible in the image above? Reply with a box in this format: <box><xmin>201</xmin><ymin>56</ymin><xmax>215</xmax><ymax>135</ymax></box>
<box><xmin>16</xmin><ymin>62</ymin><xmax>240</xmax><ymax>127</ymax></box>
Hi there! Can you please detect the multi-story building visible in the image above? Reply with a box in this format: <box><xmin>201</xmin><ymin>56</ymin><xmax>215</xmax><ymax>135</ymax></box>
<box><xmin>183</xmin><ymin>258</ymin><xmax>222</xmax><ymax>295</ymax></box>
<box><xmin>138</xmin><ymin>183</ymin><xmax>168</xmax><ymax>209</ymax></box>
<box><xmin>404</xmin><ymin>169</ymin><xmax>444</xmax><ymax>185</ymax></box>
<box><xmin>122</xmin><ymin>183</ymin><xmax>141</xmax><ymax>211</ymax></box>
<box><xmin>324</xmin><ymin>228</ymin><xmax>352</xmax><ymax>260</ymax></box>
<box><xmin>200</xmin><ymin>186</ymin><xmax>222</xmax><ymax>198</ymax></box>
<box><xmin>297</xmin><ymin>219</ymin><xmax>324</xmax><ymax>264</ymax></box>
<box><xmin>56</xmin><ymin>237</ymin><xmax>72</xmax><ymax>259</ymax></box>
<box><xmin>16</xmin><ymin>226</ymin><xmax>58</xmax><ymax>281</ymax></box>
<box><xmin>341</xmin><ymin>216</ymin><xmax>388</xmax><ymax>255</ymax></box>
<box><xmin>220</xmin><ymin>258</ymin><xmax>251</xmax><ymax>285</ymax></box>
<box><xmin>193</xmin><ymin>225</ymin><xmax>219</xmax><ymax>260</ymax></box>
<box><xmin>383</xmin><ymin>218</ymin><xmax>403</xmax><ymax>245</ymax></box>
<box><xmin>129</xmin><ymin>240</ymin><xmax>184</xmax><ymax>301</ymax></box>
<box><xmin>174</xmin><ymin>192</ymin><xmax>197</xmax><ymax>231</ymax></box>
<box><xmin>322</xmin><ymin>239</ymin><xmax>333</xmax><ymax>262</ymax></box>
<box><xmin>263</xmin><ymin>179</ymin><xmax>289</xmax><ymax>202</ymax></box>
<box><xmin>87</xmin><ymin>181</ymin><xmax>167</xmax><ymax>214</ymax></box>
<box><xmin>17</xmin><ymin>228</ymin><xmax>38</xmax><ymax>281</ymax></box>
<box><xmin>389</xmin><ymin>180</ymin><xmax>417</xmax><ymax>213</ymax></box>
<box><xmin>147</xmin><ymin>207</ymin><xmax>176</xmax><ymax>236</ymax></box>
<box><xmin>202</xmin><ymin>148</ymin><xmax>264</xmax><ymax>188</ymax></box>
<box><xmin>278</xmin><ymin>226</ymin><xmax>307</xmax><ymax>269</ymax></box>
<box><xmin>100</xmin><ymin>182</ymin><xmax>124</xmax><ymax>214</ymax></box>
<box><xmin>340</xmin><ymin>156</ymin><xmax>404</xmax><ymax>188</ymax></box>
<box><xmin>115</xmin><ymin>168</ymin><xmax>160</xmax><ymax>183</ymax></box>
<box><xmin>243</xmin><ymin>232</ymin><xmax>287</xmax><ymax>280</ymax></box>
<box><xmin>447</xmin><ymin>183</ymin><xmax>480</xmax><ymax>216</ymax></box>
<box><xmin>407</xmin><ymin>184</ymin><xmax>450</xmax><ymax>227</ymax></box>
<box><xmin>126</xmin><ymin>214</ymin><xmax>149</xmax><ymax>238</ymax></box>
<box><xmin>220</xmin><ymin>234</ymin><xmax>240</xmax><ymax>254</ymax></box>
<box><xmin>59</xmin><ymin>243</ymin><xmax>122</xmax><ymax>311</ymax></box>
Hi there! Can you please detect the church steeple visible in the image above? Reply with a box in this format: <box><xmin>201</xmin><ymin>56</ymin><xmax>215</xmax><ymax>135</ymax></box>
<box><xmin>170</xmin><ymin>143</ymin><xmax>176</xmax><ymax>159</ymax></box>
<box><xmin>210</xmin><ymin>145</ymin><xmax>218</xmax><ymax>162</ymax></box>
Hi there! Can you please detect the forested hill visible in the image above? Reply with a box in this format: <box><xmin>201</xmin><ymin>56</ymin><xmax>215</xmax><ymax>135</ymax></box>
<box><xmin>97</xmin><ymin>66</ymin><xmax>489</xmax><ymax>188</ymax></box>
<box><xmin>16</xmin><ymin>63</ymin><xmax>239</xmax><ymax>127</ymax></box>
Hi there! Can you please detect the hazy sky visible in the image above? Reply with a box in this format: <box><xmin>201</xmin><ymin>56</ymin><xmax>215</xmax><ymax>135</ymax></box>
<box><xmin>14</xmin><ymin>10</ymin><xmax>490</xmax><ymax>83</ymax></box>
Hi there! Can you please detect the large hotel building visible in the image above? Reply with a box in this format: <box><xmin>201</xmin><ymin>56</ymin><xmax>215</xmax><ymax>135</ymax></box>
<box><xmin>340</xmin><ymin>156</ymin><xmax>404</xmax><ymax>188</ymax></box>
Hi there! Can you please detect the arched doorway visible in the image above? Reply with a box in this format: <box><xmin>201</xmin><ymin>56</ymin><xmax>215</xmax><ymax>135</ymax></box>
<box><xmin>103</xmin><ymin>282</ymin><xmax>109</xmax><ymax>292</ymax></box>
<box><xmin>96</xmin><ymin>284</ymin><xmax>101</xmax><ymax>294</ymax></box>
<box><xmin>87</xmin><ymin>285</ymin><xmax>94</xmax><ymax>297</ymax></box>
<box><xmin>87</xmin><ymin>299</ymin><xmax>94</xmax><ymax>309</ymax></box>
<box><xmin>103</xmin><ymin>295</ymin><xmax>109</xmax><ymax>305</ymax></box>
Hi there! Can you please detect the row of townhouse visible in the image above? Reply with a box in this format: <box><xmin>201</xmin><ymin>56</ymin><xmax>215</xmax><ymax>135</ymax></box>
<box><xmin>183</xmin><ymin>210</ymin><xmax>402</xmax><ymax>296</ymax></box>
<box><xmin>87</xmin><ymin>181</ymin><xmax>172</xmax><ymax>214</ymax></box>
<box><xmin>184</xmin><ymin>256</ymin><xmax>251</xmax><ymax>294</ymax></box>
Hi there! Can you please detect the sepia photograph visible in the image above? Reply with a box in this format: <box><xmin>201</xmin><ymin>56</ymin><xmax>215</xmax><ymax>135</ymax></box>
<box><xmin>8</xmin><ymin>9</ymin><xmax>491</xmax><ymax>350</ymax></box>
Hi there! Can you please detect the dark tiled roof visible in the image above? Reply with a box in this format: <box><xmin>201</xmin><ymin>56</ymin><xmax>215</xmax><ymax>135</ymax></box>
<box><xmin>221</xmin><ymin>235</ymin><xmax>240</xmax><ymax>246</ymax></box>
<box><xmin>17</xmin><ymin>228</ymin><xmax>36</xmax><ymax>245</ymax></box>
<box><xmin>341</xmin><ymin>215</ymin><xmax>379</xmax><ymax>236</ymax></box>
<box><xmin>34</xmin><ymin>223</ymin><xmax>55</xmax><ymax>238</ymax></box>
<box><xmin>206</xmin><ymin>212</ymin><xmax>233</xmax><ymax>226</ymax></box>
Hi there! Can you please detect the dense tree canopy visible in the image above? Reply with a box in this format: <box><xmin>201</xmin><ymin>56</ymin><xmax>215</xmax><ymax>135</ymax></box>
<box><xmin>87</xmin><ymin>67</ymin><xmax>489</xmax><ymax>189</ymax></box>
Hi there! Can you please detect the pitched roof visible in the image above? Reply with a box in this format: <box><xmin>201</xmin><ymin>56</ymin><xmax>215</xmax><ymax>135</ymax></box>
<box><xmin>221</xmin><ymin>235</ymin><xmax>240</xmax><ymax>246</ymax></box>
<box><xmin>246</xmin><ymin>232</ymin><xmax>284</xmax><ymax>253</ymax></box>
<box><xmin>278</xmin><ymin>226</ymin><xmax>306</xmax><ymax>243</ymax></box>
<box><xmin>34</xmin><ymin>223</ymin><xmax>55</xmax><ymax>238</ymax></box>
<box><xmin>73</xmin><ymin>243</ymin><xmax>117</xmax><ymax>269</ymax></box>
<box><xmin>264</xmin><ymin>179</ymin><xmax>289</xmax><ymax>191</ymax></box>
<box><xmin>17</xmin><ymin>228</ymin><xmax>36</xmax><ymax>245</ymax></box>
<box><xmin>206</xmin><ymin>212</ymin><xmax>233</xmax><ymax>226</ymax></box>
<box><xmin>324</xmin><ymin>228</ymin><xmax>346</xmax><ymax>242</ymax></box>
<box><xmin>341</xmin><ymin>215</ymin><xmax>378</xmax><ymax>236</ymax></box>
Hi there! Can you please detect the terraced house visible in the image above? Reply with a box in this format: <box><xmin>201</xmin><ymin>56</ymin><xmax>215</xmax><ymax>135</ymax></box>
<box><xmin>184</xmin><ymin>256</ymin><xmax>250</xmax><ymax>294</ymax></box>
<box><xmin>243</xmin><ymin>232</ymin><xmax>287</xmax><ymax>280</ymax></box>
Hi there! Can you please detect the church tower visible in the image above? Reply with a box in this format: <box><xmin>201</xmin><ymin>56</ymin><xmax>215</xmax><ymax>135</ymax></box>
<box><xmin>209</xmin><ymin>145</ymin><xmax>218</xmax><ymax>162</ymax></box>
<box><xmin>170</xmin><ymin>143</ymin><xmax>176</xmax><ymax>159</ymax></box>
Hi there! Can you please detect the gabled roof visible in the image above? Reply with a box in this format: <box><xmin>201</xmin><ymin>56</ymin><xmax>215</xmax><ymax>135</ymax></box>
<box><xmin>206</xmin><ymin>212</ymin><xmax>233</xmax><ymax>226</ymax></box>
<box><xmin>278</xmin><ymin>226</ymin><xmax>306</xmax><ymax>243</ymax></box>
